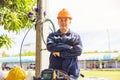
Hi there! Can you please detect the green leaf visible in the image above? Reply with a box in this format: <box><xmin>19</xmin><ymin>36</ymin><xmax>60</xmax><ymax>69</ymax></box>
<box><xmin>0</xmin><ymin>0</ymin><xmax>36</xmax><ymax>48</ymax></box>
<box><xmin>0</xmin><ymin>35</ymin><xmax>14</xmax><ymax>49</ymax></box>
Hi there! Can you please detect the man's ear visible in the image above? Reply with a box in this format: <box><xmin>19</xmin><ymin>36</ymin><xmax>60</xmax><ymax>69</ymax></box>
<box><xmin>58</xmin><ymin>20</ymin><xmax>60</xmax><ymax>25</ymax></box>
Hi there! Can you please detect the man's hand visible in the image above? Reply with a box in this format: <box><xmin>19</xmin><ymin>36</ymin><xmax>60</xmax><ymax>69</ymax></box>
<box><xmin>53</xmin><ymin>52</ymin><xmax>60</xmax><ymax>57</ymax></box>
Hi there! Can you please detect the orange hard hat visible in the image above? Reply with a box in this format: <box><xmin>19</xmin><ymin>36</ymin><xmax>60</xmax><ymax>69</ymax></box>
<box><xmin>57</xmin><ymin>8</ymin><xmax>72</xmax><ymax>20</ymax></box>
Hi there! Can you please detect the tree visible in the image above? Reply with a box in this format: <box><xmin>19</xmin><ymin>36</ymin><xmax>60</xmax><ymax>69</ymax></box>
<box><xmin>116</xmin><ymin>55</ymin><xmax>120</xmax><ymax>62</ymax></box>
<box><xmin>0</xmin><ymin>34</ymin><xmax>14</xmax><ymax>49</ymax></box>
<box><xmin>14</xmin><ymin>51</ymin><xmax>35</xmax><ymax>56</ymax></box>
<box><xmin>0</xmin><ymin>0</ymin><xmax>36</xmax><ymax>48</ymax></box>
<box><xmin>2</xmin><ymin>51</ymin><xmax>9</xmax><ymax>57</ymax></box>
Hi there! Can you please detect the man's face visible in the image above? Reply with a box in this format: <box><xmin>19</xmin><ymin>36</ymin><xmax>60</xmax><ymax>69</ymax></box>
<box><xmin>58</xmin><ymin>18</ymin><xmax>71</xmax><ymax>33</ymax></box>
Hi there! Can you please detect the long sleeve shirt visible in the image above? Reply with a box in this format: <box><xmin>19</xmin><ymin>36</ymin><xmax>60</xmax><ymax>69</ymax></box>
<box><xmin>47</xmin><ymin>29</ymin><xmax>83</xmax><ymax>58</ymax></box>
<box><xmin>46</xmin><ymin>29</ymin><xmax>83</xmax><ymax>77</ymax></box>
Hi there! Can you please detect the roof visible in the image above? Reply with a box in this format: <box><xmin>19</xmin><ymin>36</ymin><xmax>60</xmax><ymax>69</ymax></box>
<box><xmin>0</xmin><ymin>56</ymin><xmax>35</xmax><ymax>63</ymax></box>
<box><xmin>78</xmin><ymin>53</ymin><xmax>120</xmax><ymax>61</ymax></box>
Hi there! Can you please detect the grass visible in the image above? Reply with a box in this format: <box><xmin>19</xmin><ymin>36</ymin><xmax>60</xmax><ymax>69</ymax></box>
<box><xmin>80</xmin><ymin>70</ymin><xmax>120</xmax><ymax>80</ymax></box>
<box><xmin>3</xmin><ymin>69</ymin><xmax>120</xmax><ymax>80</ymax></box>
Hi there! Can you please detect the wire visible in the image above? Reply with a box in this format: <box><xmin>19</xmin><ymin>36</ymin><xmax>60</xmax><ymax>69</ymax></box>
<box><xmin>19</xmin><ymin>27</ymin><xmax>33</xmax><ymax>68</ymax></box>
<box><xmin>45</xmin><ymin>18</ymin><xmax>56</xmax><ymax>32</ymax></box>
<box><xmin>41</xmin><ymin>18</ymin><xmax>56</xmax><ymax>45</ymax></box>
<box><xmin>19</xmin><ymin>18</ymin><xmax>55</xmax><ymax>68</ymax></box>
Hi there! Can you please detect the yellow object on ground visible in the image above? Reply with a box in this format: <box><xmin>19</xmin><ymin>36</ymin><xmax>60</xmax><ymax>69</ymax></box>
<box><xmin>5</xmin><ymin>66</ymin><xmax>26</xmax><ymax>80</ymax></box>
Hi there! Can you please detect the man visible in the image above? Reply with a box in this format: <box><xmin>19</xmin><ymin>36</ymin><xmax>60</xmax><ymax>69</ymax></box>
<box><xmin>47</xmin><ymin>8</ymin><xmax>83</xmax><ymax>80</ymax></box>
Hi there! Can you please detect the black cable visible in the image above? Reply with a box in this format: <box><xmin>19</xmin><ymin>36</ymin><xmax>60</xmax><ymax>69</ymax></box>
<box><xmin>19</xmin><ymin>18</ymin><xmax>55</xmax><ymax>68</ymax></box>
<box><xmin>45</xmin><ymin>18</ymin><xmax>56</xmax><ymax>32</ymax></box>
<box><xmin>41</xmin><ymin>18</ymin><xmax>56</xmax><ymax>45</ymax></box>
<box><xmin>19</xmin><ymin>27</ymin><xmax>33</xmax><ymax>68</ymax></box>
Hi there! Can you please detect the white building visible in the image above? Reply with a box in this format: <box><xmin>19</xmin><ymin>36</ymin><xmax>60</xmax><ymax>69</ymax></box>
<box><xmin>0</xmin><ymin>53</ymin><xmax>120</xmax><ymax>70</ymax></box>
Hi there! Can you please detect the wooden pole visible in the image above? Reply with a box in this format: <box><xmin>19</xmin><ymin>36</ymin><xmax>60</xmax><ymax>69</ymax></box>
<box><xmin>35</xmin><ymin>0</ymin><xmax>43</xmax><ymax>77</ymax></box>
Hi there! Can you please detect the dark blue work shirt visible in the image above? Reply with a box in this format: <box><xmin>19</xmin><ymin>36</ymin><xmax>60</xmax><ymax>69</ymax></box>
<box><xmin>47</xmin><ymin>29</ymin><xmax>83</xmax><ymax>77</ymax></box>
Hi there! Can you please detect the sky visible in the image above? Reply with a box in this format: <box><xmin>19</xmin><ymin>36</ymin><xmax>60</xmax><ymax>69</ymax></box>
<box><xmin>48</xmin><ymin>0</ymin><xmax>120</xmax><ymax>52</ymax></box>
<box><xmin>0</xmin><ymin>0</ymin><xmax>120</xmax><ymax>55</ymax></box>
<box><xmin>48</xmin><ymin>0</ymin><xmax>120</xmax><ymax>31</ymax></box>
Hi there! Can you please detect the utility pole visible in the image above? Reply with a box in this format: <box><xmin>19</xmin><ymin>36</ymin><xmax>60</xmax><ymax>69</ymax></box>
<box><xmin>35</xmin><ymin>0</ymin><xmax>43</xmax><ymax>77</ymax></box>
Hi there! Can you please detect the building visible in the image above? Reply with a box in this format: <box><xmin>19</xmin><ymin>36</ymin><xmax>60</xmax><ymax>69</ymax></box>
<box><xmin>78</xmin><ymin>53</ymin><xmax>120</xmax><ymax>69</ymax></box>
<box><xmin>0</xmin><ymin>53</ymin><xmax>120</xmax><ymax>70</ymax></box>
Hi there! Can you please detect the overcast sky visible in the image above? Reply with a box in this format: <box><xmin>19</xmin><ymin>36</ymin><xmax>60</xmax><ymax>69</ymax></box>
<box><xmin>0</xmin><ymin>0</ymin><xmax>120</xmax><ymax>55</ymax></box>
<box><xmin>48</xmin><ymin>0</ymin><xmax>120</xmax><ymax>52</ymax></box>
<box><xmin>49</xmin><ymin>0</ymin><xmax>120</xmax><ymax>31</ymax></box>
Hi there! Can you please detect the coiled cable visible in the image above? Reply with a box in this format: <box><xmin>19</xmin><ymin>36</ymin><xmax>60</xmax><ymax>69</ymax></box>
<box><xmin>19</xmin><ymin>18</ymin><xmax>55</xmax><ymax>68</ymax></box>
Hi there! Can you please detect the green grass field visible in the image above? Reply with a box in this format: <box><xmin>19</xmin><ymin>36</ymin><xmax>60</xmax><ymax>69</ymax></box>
<box><xmin>3</xmin><ymin>69</ymin><xmax>120</xmax><ymax>80</ymax></box>
<box><xmin>80</xmin><ymin>70</ymin><xmax>120</xmax><ymax>80</ymax></box>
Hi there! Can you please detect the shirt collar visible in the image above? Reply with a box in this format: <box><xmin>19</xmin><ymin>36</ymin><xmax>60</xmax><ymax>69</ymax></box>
<box><xmin>57</xmin><ymin>29</ymin><xmax>71</xmax><ymax>35</ymax></box>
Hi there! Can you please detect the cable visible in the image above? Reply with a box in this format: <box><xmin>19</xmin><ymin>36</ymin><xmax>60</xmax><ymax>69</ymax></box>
<box><xmin>45</xmin><ymin>18</ymin><xmax>56</xmax><ymax>32</ymax></box>
<box><xmin>41</xmin><ymin>18</ymin><xmax>56</xmax><ymax>45</ymax></box>
<box><xmin>19</xmin><ymin>18</ymin><xmax>55</xmax><ymax>68</ymax></box>
<box><xmin>19</xmin><ymin>27</ymin><xmax>33</xmax><ymax>68</ymax></box>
